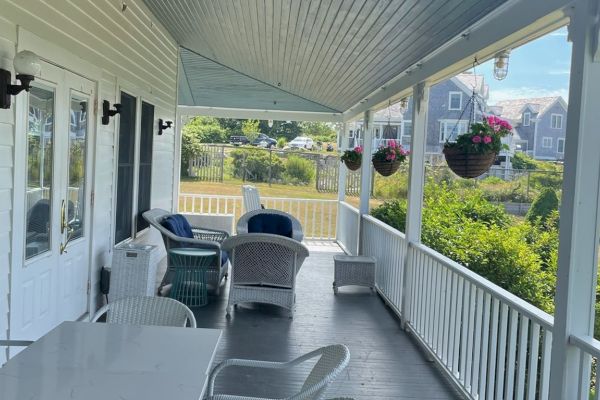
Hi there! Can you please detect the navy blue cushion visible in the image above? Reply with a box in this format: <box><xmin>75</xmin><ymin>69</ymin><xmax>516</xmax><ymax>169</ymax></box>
<box><xmin>161</xmin><ymin>214</ymin><xmax>193</xmax><ymax>238</ymax></box>
<box><xmin>221</xmin><ymin>250</ymin><xmax>229</xmax><ymax>266</ymax></box>
<box><xmin>247</xmin><ymin>213</ymin><xmax>293</xmax><ymax>238</ymax></box>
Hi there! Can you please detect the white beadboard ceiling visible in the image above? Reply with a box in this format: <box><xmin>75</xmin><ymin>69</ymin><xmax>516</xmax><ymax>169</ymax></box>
<box><xmin>144</xmin><ymin>0</ymin><xmax>508</xmax><ymax>113</ymax></box>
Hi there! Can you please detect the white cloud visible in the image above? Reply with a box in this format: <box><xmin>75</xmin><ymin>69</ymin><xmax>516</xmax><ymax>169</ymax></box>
<box><xmin>488</xmin><ymin>87</ymin><xmax>569</xmax><ymax>104</ymax></box>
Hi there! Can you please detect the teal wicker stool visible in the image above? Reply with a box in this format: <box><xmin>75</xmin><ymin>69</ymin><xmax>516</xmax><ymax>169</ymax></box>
<box><xmin>167</xmin><ymin>248</ymin><xmax>217</xmax><ymax>307</ymax></box>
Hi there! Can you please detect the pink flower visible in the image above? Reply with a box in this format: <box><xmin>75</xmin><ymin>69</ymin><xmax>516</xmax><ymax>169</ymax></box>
<box><xmin>483</xmin><ymin>136</ymin><xmax>492</xmax><ymax>144</ymax></box>
<box><xmin>390</xmin><ymin>152</ymin><xmax>396</xmax><ymax>160</ymax></box>
<box><xmin>472</xmin><ymin>135</ymin><xmax>482</xmax><ymax>144</ymax></box>
<box><xmin>355</xmin><ymin>145</ymin><xmax>363</xmax><ymax>154</ymax></box>
<box><xmin>389</xmin><ymin>139</ymin><xmax>397</xmax><ymax>148</ymax></box>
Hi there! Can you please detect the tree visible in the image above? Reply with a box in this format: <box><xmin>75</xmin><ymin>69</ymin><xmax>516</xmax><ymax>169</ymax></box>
<box><xmin>242</xmin><ymin>119</ymin><xmax>261</xmax><ymax>142</ymax></box>
<box><xmin>258</xmin><ymin>120</ymin><xmax>302</xmax><ymax>141</ymax></box>
<box><xmin>527</xmin><ymin>188</ymin><xmax>559</xmax><ymax>225</ymax></box>
<box><xmin>301</xmin><ymin>121</ymin><xmax>336</xmax><ymax>142</ymax></box>
<box><xmin>180</xmin><ymin>128</ymin><xmax>202</xmax><ymax>176</ymax></box>
<box><xmin>183</xmin><ymin>116</ymin><xmax>228</xmax><ymax>143</ymax></box>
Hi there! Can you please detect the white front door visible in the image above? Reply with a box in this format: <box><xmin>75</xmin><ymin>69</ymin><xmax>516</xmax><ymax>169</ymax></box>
<box><xmin>10</xmin><ymin>62</ymin><xmax>94</xmax><ymax>344</ymax></box>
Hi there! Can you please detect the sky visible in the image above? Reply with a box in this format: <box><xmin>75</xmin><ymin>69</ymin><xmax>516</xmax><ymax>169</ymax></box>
<box><xmin>475</xmin><ymin>27</ymin><xmax>571</xmax><ymax>105</ymax></box>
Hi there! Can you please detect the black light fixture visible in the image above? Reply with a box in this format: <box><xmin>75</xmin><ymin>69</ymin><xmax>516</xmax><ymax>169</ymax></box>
<box><xmin>0</xmin><ymin>50</ymin><xmax>41</xmax><ymax>109</ymax></box>
<box><xmin>158</xmin><ymin>118</ymin><xmax>172</xmax><ymax>135</ymax></box>
<box><xmin>101</xmin><ymin>100</ymin><xmax>121</xmax><ymax>125</ymax></box>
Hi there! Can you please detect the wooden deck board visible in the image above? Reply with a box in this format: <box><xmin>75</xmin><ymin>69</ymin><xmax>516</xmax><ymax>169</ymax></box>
<box><xmin>160</xmin><ymin>242</ymin><xmax>462</xmax><ymax>399</ymax></box>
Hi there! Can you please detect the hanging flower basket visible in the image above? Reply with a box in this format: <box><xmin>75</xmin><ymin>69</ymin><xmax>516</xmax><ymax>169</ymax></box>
<box><xmin>443</xmin><ymin>115</ymin><xmax>513</xmax><ymax>179</ymax></box>
<box><xmin>443</xmin><ymin>147</ymin><xmax>497</xmax><ymax>178</ymax></box>
<box><xmin>372</xmin><ymin>139</ymin><xmax>409</xmax><ymax>176</ymax></box>
<box><xmin>341</xmin><ymin>146</ymin><xmax>363</xmax><ymax>171</ymax></box>
<box><xmin>343</xmin><ymin>159</ymin><xmax>361</xmax><ymax>171</ymax></box>
<box><xmin>372</xmin><ymin>159</ymin><xmax>402</xmax><ymax>176</ymax></box>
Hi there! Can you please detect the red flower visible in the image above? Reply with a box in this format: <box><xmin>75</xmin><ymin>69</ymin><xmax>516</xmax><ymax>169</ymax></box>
<box><xmin>472</xmin><ymin>135</ymin><xmax>482</xmax><ymax>144</ymax></box>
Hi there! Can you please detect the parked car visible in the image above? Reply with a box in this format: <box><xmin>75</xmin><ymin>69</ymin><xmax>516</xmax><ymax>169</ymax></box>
<box><xmin>251</xmin><ymin>133</ymin><xmax>277</xmax><ymax>148</ymax></box>
<box><xmin>287</xmin><ymin>136</ymin><xmax>314</xmax><ymax>150</ymax></box>
<box><xmin>229</xmin><ymin>135</ymin><xmax>249</xmax><ymax>146</ymax></box>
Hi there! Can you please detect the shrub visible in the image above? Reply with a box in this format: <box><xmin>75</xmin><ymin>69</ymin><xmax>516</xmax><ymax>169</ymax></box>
<box><xmin>512</xmin><ymin>152</ymin><xmax>537</xmax><ymax>170</ymax></box>
<box><xmin>277</xmin><ymin>137</ymin><xmax>287</xmax><ymax>149</ymax></box>
<box><xmin>183</xmin><ymin>116</ymin><xmax>228</xmax><ymax>143</ymax></box>
<box><xmin>230</xmin><ymin>149</ymin><xmax>285</xmax><ymax>182</ymax></box>
<box><xmin>527</xmin><ymin>188</ymin><xmax>559</xmax><ymax>225</ymax></box>
<box><xmin>284</xmin><ymin>156</ymin><xmax>315</xmax><ymax>184</ymax></box>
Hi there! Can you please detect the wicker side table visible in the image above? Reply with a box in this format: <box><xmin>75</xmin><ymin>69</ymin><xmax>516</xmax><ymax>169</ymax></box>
<box><xmin>168</xmin><ymin>248</ymin><xmax>217</xmax><ymax>307</ymax></box>
<box><xmin>333</xmin><ymin>255</ymin><xmax>376</xmax><ymax>294</ymax></box>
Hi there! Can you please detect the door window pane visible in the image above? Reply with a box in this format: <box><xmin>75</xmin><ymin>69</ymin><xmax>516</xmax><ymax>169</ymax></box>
<box><xmin>137</xmin><ymin>102</ymin><xmax>154</xmax><ymax>232</ymax></box>
<box><xmin>25</xmin><ymin>86</ymin><xmax>55</xmax><ymax>259</ymax></box>
<box><xmin>67</xmin><ymin>95</ymin><xmax>88</xmax><ymax>241</ymax></box>
<box><xmin>115</xmin><ymin>92</ymin><xmax>137</xmax><ymax>244</ymax></box>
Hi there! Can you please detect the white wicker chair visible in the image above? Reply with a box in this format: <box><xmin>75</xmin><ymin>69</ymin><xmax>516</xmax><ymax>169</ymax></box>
<box><xmin>91</xmin><ymin>296</ymin><xmax>197</xmax><ymax>328</ymax></box>
<box><xmin>237</xmin><ymin>209</ymin><xmax>304</xmax><ymax>242</ymax></box>
<box><xmin>206</xmin><ymin>344</ymin><xmax>350</xmax><ymax>400</ymax></box>
<box><xmin>242</xmin><ymin>185</ymin><xmax>261</xmax><ymax>212</ymax></box>
<box><xmin>221</xmin><ymin>233</ymin><xmax>309</xmax><ymax>318</ymax></box>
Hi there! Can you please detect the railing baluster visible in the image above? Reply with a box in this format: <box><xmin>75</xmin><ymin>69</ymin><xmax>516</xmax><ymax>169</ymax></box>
<box><xmin>496</xmin><ymin>303</ymin><xmax>509</xmax><ymax>399</ymax></box>
<box><xmin>515</xmin><ymin>315</ymin><xmax>530</xmax><ymax>399</ymax></box>
<box><xmin>459</xmin><ymin>281</ymin><xmax>471</xmax><ymax>383</ymax></box>
<box><xmin>465</xmin><ymin>285</ymin><xmax>476</xmax><ymax>390</ymax></box>
<box><xmin>486</xmin><ymin>298</ymin><xmax>500</xmax><ymax>400</ymax></box>
<box><xmin>526</xmin><ymin>322</ymin><xmax>540</xmax><ymax>400</ymax></box>
<box><xmin>442</xmin><ymin>267</ymin><xmax>452</xmax><ymax>364</ymax></box>
<box><xmin>478</xmin><ymin>292</ymin><xmax>491</xmax><ymax>399</ymax></box>
<box><xmin>448</xmin><ymin>272</ymin><xmax>458</xmax><ymax>373</ymax></box>
<box><xmin>505</xmin><ymin>309</ymin><xmax>519</xmax><ymax>399</ymax></box>
<box><xmin>539</xmin><ymin>329</ymin><xmax>552</xmax><ymax>400</ymax></box>
<box><xmin>453</xmin><ymin>276</ymin><xmax>464</xmax><ymax>377</ymax></box>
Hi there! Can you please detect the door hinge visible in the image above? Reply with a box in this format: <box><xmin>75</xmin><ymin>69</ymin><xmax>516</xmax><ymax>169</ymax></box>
<box><xmin>87</xmin><ymin>280</ymin><xmax>91</xmax><ymax>295</ymax></box>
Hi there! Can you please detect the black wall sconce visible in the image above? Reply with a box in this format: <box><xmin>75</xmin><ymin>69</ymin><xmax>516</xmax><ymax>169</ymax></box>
<box><xmin>158</xmin><ymin>118</ymin><xmax>173</xmax><ymax>135</ymax></box>
<box><xmin>0</xmin><ymin>50</ymin><xmax>41</xmax><ymax>109</ymax></box>
<box><xmin>101</xmin><ymin>100</ymin><xmax>121</xmax><ymax>125</ymax></box>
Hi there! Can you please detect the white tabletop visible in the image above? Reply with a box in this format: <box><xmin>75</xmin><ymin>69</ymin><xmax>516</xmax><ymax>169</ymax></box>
<box><xmin>0</xmin><ymin>321</ymin><xmax>222</xmax><ymax>400</ymax></box>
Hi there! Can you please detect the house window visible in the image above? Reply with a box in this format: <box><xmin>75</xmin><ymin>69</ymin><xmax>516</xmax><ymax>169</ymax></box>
<box><xmin>402</xmin><ymin>120</ymin><xmax>412</xmax><ymax>138</ymax></box>
<box><xmin>523</xmin><ymin>112</ymin><xmax>531</xmax><ymax>126</ymax></box>
<box><xmin>448</xmin><ymin>92</ymin><xmax>462</xmax><ymax>110</ymax></box>
<box><xmin>557</xmin><ymin>138</ymin><xmax>565</xmax><ymax>154</ymax></box>
<box><xmin>551</xmin><ymin>114</ymin><xmax>563</xmax><ymax>129</ymax></box>
<box><xmin>439</xmin><ymin>120</ymin><xmax>469</xmax><ymax>143</ymax></box>
<box><xmin>542</xmin><ymin>137</ymin><xmax>553</xmax><ymax>148</ymax></box>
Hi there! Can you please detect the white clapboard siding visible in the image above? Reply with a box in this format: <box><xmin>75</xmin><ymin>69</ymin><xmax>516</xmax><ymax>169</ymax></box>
<box><xmin>0</xmin><ymin>0</ymin><xmax>178</xmax><ymax>324</ymax></box>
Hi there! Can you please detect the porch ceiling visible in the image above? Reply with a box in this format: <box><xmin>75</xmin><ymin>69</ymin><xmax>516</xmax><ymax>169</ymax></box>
<box><xmin>144</xmin><ymin>0</ymin><xmax>507</xmax><ymax>115</ymax></box>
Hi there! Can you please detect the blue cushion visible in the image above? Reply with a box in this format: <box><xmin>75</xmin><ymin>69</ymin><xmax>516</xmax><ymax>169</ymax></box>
<box><xmin>161</xmin><ymin>214</ymin><xmax>193</xmax><ymax>238</ymax></box>
<box><xmin>247</xmin><ymin>213</ymin><xmax>293</xmax><ymax>238</ymax></box>
<box><xmin>221</xmin><ymin>250</ymin><xmax>229</xmax><ymax>266</ymax></box>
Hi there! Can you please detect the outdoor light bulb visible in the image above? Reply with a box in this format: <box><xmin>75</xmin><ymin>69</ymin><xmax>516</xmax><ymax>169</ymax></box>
<box><xmin>13</xmin><ymin>50</ymin><xmax>41</xmax><ymax>76</ymax></box>
<box><xmin>493</xmin><ymin>50</ymin><xmax>510</xmax><ymax>81</ymax></box>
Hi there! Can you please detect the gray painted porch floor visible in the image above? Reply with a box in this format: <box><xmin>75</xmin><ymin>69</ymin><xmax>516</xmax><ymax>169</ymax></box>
<box><xmin>156</xmin><ymin>241</ymin><xmax>461</xmax><ymax>399</ymax></box>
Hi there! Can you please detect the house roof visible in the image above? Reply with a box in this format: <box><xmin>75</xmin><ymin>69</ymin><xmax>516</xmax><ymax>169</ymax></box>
<box><xmin>493</xmin><ymin>96</ymin><xmax>565</xmax><ymax>121</ymax></box>
<box><xmin>143</xmin><ymin>0</ymin><xmax>508</xmax><ymax>117</ymax></box>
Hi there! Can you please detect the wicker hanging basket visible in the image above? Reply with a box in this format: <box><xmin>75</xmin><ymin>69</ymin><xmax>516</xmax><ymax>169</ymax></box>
<box><xmin>372</xmin><ymin>159</ymin><xmax>402</xmax><ymax>177</ymax></box>
<box><xmin>343</xmin><ymin>159</ymin><xmax>361</xmax><ymax>171</ymax></box>
<box><xmin>443</xmin><ymin>147</ymin><xmax>497</xmax><ymax>179</ymax></box>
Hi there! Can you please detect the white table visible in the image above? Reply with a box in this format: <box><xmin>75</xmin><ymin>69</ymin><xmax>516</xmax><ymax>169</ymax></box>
<box><xmin>0</xmin><ymin>321</ymin><xmax>222</xmax><ymax>400</ymax></box>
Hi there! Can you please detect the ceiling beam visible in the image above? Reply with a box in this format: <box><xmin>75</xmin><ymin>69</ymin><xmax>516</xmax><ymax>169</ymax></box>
<box><xmin>343</xmin><ymin>0</ymin><xmax>572</xmax><ymax>122</ymax></box>
<box><xmin>177</xmin><ymin>105</ymin><xmax>343</xmax><ymax>123</ymax></box>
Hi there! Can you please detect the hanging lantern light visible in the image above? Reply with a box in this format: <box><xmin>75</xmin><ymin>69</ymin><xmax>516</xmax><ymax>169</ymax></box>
<box><xmin>398</xmin><ymin>98</ymin><xmax>409</xmax><ymax>114</ymax></box>
<box><xmin>493</xmin><ymin>50</ymin><xmax>510</xmax><ymax>80</ymax></box>
<box><xmin>267</xmin><ymin>119</ymin><xmax>274</xmax><ymax>128</ymax></box>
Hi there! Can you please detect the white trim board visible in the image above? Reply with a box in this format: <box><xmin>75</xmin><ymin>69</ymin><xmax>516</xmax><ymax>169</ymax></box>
<box><xmin>177</xmin><ymin>105</ymin><xmax>343</xmax><ymax>123</ymax></box>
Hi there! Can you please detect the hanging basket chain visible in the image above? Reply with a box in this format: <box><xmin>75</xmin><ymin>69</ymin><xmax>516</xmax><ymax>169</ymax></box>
<box><xmin>447</xmin><ymin>58</ymin><xmax>486</xmax><ymax>143</ymax></box>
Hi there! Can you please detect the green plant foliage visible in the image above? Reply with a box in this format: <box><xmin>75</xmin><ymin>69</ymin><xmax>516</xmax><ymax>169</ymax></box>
<box><xmin>180</xmin><ymin>128</ymin><xmax>203</xmax><ymax>176</ymax></box>
<box><xmin>301</xmin><ymin>122</ymin><xmax>337</xmax><ymax>143</ymax></box>
<box><xmin>527</xmin><ymin>188</ymin><xmax>559</xmax><ymax>225</ymax></box>
<box><xmin>258</xmin><ymin>120</ymin><xmax>303</xmax><ymax>141</ymax></box>
<box><xmin>512</xmin><ymin>152</ymin><xmax>537</xmax><ymax>170</ymax></box>
<box><xmin>284</xmin><ymin>156</ymin><xmax>315</xmax><ymax>184</ymax></box>
<box><xmin>230</xmin><ymin>149</ymin><xmax>285</xmax><ymax>182</ymax></box>
<box><xmin>184</xmin><ymin>117</ymin><xmax>228</xmax><ymax>144</ymax></box>
<box><xmin>277</xmin><ymin>137</ymin><xmax>287</xmax><ymax>149</ymax></box>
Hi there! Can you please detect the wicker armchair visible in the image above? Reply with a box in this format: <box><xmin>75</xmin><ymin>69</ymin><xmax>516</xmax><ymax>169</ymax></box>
<box><xmin>206</xmin><ymin>344</ymin><xmax>350</xmax><ymax>400</ymax></box>
<box><xmin>91</xmin><ymin>296</ymin><xmax>197</xmax><ymax>328</ymax></box>
<box><xmin>237</xmin><ymin>209</ymin><xmax>304</xmax><ymax>242</ymax></box>
<box><xmin>222</xmin><ymin>233</ymin><xmax>309</xmax><ymax>318</ymax></box>
<box><xmin>143</xmin><ymin>208</ymin><xmax>230</xmax><ymax>295</ymax></box>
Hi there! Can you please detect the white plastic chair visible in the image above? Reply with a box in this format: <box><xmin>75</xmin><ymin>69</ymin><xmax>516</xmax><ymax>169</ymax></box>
<box><xmin>242</xmin><ymin>185</ymin><xmax>262</xmax><ymax>212</ymax></box>
<box><xmin>206</xmin><ymin>344</ymin><xmax>351</xmax><ymax>400</ymax></box>
<box><xmin>91</xmin><ymin>296</ymin><xmax>197</xmax><ymax>328</ymax></box>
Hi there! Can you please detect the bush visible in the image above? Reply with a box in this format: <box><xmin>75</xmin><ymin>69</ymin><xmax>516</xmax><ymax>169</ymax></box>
<box><xmin>284</xmin><ymin>156</ymin><xmax>315</xmax><ymax>184</ymax></box>
<box><xmin>512</xmin><ymin>152</ymin><xmax>537</xmax><ymax>170</ymax></box>
<box><xmin>230</xmin><ymin>149</ymin><xmax>285</xmax><ymax>182</ymax></box>
<box><xmin>527</xmin><ymin>188</ymin><xmax>559</xmax><ymax>225</ymax></box>
<box><xmin>277</xmin><ymin>137</ymin><xmax>287</xmax><ymax>149</ymax></box>
<box><xmin>183</xmin><ymin>116</ymin><xmax>228</xmax><ymax>143</ymax></box>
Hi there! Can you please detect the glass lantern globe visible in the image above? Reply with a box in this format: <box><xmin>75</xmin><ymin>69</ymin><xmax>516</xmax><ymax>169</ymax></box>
<box><xmin>13</xmin><ymin>50</ymin><xmax>41</xmax><ymax>77</ymax></box>
<box><xmin>493</xmin><ymin>50</ymin><xmax>510</xmax><ymax>81</ymax></box>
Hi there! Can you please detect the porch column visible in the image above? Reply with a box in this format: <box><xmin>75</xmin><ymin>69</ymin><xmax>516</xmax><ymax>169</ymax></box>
<box><xmin>402</xmin><ymin>82</ymin><xmax>429</xmax><ymax>321</ymax></box>
<box><xmin>337</xmin><ymin>123</ymin><xmax>348</xmax><ymax>203</ymax></box>
<box><xmin>172</xmin><ymin>112</ymin><xmax>184</xmax><ymax>212</ymax></box>
<box><xmin>357</xmin><ymin>111</ymin><xmax>374</xmax><ymax>254</ymax></box>
<box><xmin>549</xmin><ymin>0</ymin><xmax>600</xmax><ymax>397</ymax></box>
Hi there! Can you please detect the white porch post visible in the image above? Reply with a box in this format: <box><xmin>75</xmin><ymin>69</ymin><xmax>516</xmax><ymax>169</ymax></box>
<box><xmin>337</xmin><ymin>123</ymin><xmax>348</xmax><ymax>203</ymax></box>
<box><xmin>172</xmin><ymin>113</ymin><xmax>184</xmax><ymax>212</ymax></box>
<box><xmin>358</xmin><ymin>110</ymin><xmax>374</xmax><ymax>254</ymax></box>
<box><xmin>549</xmin><ymin>0</ymin><xmax>600</xmax><ymax>397</ymax></box>
<box><xmin>402</xmin><ymin>82</ymin><xmax>429</xmax><ymax>321</ymax></box>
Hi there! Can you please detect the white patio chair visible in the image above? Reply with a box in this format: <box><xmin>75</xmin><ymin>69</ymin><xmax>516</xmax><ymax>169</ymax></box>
<box><xmin>206</xmin><ymin>344</ymin><xmax>350</xmax><ymax>400</ymax></box>
<box><xmin>91</xmin><ymin>296</ymin><xmax>197</xmax><ymax>328</ymax></box>
<box><xmin>222</xmin><ymin>233</ymin><xmax>309</xmax><ymax>318</ymax></box>
<box><xmin>242</xmin><ymin>185</ymin><xmax>262</xmax><ymax>212</ymax></box>
<box><xmin>237</xmin><ymin>209</ymin><xmax>304</xmax><ymax>242</ymax></box>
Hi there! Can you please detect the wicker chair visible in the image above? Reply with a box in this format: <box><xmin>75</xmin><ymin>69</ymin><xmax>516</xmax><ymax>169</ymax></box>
<box><xmin>143</xmin><ymin>208</ymin><xmax>229</xmax><ymax>295</ymax></box>
<box><xmin>222</xmin><ymin>233</ymin><xmax>309</xmax><ymax>318</ymax></box>
<box><xmin>91</xmin><ymin>296</ymin><xmax>197</xmax><ymax>328</ymax></box>
<box><xmin>206</xmin><ymin>344</ymin><xmax>350</xmax><ymax>400</ymax></box>
<box><xmin>242</xmin><ymin>185</ymin><xmax>262</xmax><ymax>212</ymax></box>
<box><xmin>237</xmin><ymin>209</ymin><xmax>304</xmax><ymax>242</ymax></box>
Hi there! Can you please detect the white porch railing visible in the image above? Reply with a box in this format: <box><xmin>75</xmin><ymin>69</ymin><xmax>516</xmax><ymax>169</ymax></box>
<box><xmin>569</xmin><ymin>334</ymin><xmax>600</xmax><ymax>399</ymax></box>
<box><xmin>335</xmin><ymin>209</ymin><xmax>562</xmax><ymax>399</ymax></box>
<box><xmin>336</xmin><ymin>201</ymin><xmax>359</xmax><ymax>255</ymax></box>
<box><xmin>178</xmin><ymin>193</ymin><xmax>337</xmax><ymax>240</ymax></box>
